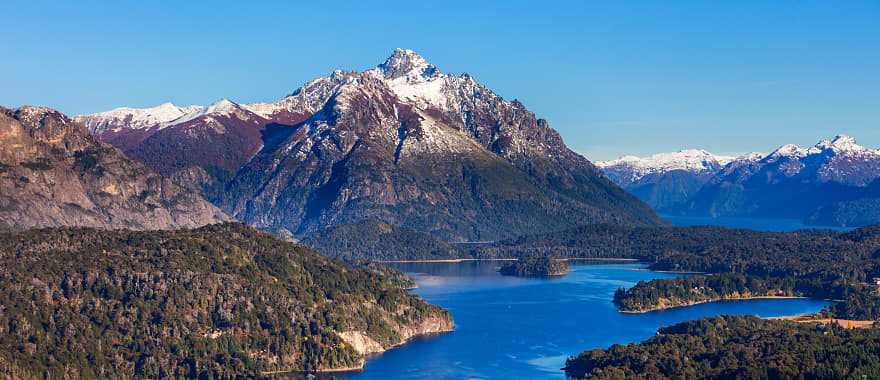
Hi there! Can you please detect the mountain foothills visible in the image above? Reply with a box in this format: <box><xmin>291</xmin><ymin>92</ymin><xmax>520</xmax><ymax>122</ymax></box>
<box><xmin>0</xmin><ymin>106</ymin><xmax>228</xmax><ymax>231</ymax></box>
<box><xmin>0</xmin><ymin>223</ymin><xmax>452</xmax><ymax>378</ymax></box>
<box><xmin>78</xmin><ymin>49</ymin><xmax>662</xmax><ymax>241</ymax></box>
<box><xmin>599</xmin><ymin>135</ymin><xmax>880</xmax><ymax>227</ymax></box>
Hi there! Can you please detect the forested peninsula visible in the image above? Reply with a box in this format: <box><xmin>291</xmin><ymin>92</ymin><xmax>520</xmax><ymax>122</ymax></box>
<box><xmin>0</xmin><ymin>223</ymin><xmax>452</xmax><ymax>378</ymax></box>
<box><xmin>564</xmin><ymin>316</ymin><xmax>880</xmax><ymax>379</ymax></box>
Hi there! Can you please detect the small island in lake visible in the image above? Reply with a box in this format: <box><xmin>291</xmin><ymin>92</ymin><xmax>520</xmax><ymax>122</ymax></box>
<box><xmin>499</xmin><ymin>256</ymin><xmax>571</xmax><ymax>277</ymax></box>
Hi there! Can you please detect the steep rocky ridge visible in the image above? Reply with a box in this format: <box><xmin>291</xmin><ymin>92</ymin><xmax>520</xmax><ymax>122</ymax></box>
<box><xmin>0</xmin><ymin>106</ymin><xmax>228</xmax><ymax>230</ymax></box>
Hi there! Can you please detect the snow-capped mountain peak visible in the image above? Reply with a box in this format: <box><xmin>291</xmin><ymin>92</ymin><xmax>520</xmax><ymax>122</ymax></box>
<box><xmin>597</xmin><ymin>149</ymin><xmax>735</xmax><ymax>186</ymax></box>
<box><xmin>764</xmin><ymin>135</ymin><xmax>878</xmax><ymax>160</ymax></box>
<box><xmin>813</xmin><ymin>134</ymin><xmax>868</xmax><ymax>154</ymax></box>
<box><xmin>376</xmin><ymin>48</ymin><xmax>439</xmax><ymax>80</ymax></box>
<box><xmin>766</xmin><ymin>143</ymin><xmax>807</xmax><ymax>160</ymax></box>
<box><xmin>164</xmin><ymin>98</ymin><xmax>244</xmax><ymax>126</ymax></box>
<box><xmin>598</xmin><ymin>149</ymin><xmax>734</xmax><ymax>173</ymax></box>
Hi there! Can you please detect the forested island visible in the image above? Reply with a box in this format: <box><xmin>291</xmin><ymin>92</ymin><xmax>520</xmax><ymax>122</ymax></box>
<box><xmin>0</xmin><ymin>223</ymin><xmax>452</xmax><ymax>378</ymax></box>
<box><xmin>564</xmin><ymin>316</ymin><xmax>880</xmax><ymax>379</ymax></box>
<box><xmin>498</xmin><ymin>256</ymin><xmax>570</xmax><ymax>277</ymax></box>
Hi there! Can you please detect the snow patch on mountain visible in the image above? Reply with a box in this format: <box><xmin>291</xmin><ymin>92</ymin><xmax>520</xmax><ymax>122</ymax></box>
<box><xmin>168</xmin><ymin>99</ymin><xmax>241</xmax><ymax>126</ymax></box>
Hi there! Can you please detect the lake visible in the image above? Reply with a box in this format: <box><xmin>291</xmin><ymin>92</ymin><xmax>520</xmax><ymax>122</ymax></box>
<box><xmin>342</xmin><ymin>261</ymin><xmax>828</xmax><ymax>379</ymax></box>
<box><xmin>662</xmin><ymin>214</ymin><xmax>855</xmax><ymax>232</ymax></box>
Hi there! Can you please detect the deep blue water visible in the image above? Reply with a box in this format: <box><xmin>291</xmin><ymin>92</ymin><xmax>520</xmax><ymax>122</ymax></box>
<box><xmin>342</xmin><ymin>261</ymin><xmax>828</xmax><ymax>380</ymax></box>
<box><xmin>663</xmin><ymin>214</ymin><xmax>855</xmax><ymax>232</ymax></box>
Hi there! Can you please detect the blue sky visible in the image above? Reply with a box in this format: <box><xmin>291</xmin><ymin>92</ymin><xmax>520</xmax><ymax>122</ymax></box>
<box><xmin>3</xmin><ymin>1</ymin><xmax>878</xmax><ymax>160</ymax></box>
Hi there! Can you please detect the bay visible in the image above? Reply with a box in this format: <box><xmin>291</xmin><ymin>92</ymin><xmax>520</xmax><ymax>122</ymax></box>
<box><xmin>342</xmin><ymin>261</ymin><xmax>828</xmax><ymax>379</ymax></box>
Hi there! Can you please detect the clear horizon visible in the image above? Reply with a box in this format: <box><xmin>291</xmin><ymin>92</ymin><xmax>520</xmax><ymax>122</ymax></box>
<box><xmin>3</xmin><ymin>1</ymin><xmax>878</xmax><ymax>160</ymax></box>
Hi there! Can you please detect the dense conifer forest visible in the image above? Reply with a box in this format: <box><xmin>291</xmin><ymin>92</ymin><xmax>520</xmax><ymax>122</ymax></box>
<box><xmin>564</xmin><ymin>316</ymin><xmax>880</xmax><ymax>379</ymax></box>
<box><xmin>0</xmin><ymin>223</ymin><xmax>451</xmax><ymax>378</ymax></box>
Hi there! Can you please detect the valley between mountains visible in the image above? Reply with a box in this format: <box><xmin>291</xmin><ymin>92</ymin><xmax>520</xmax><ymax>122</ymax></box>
<box><xmin>4</xmin><ymin>49</ymin><xmax>880</xmax><ymax>378</ymax></box>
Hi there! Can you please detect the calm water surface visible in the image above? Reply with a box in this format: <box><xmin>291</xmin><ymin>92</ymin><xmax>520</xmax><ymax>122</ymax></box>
<box><xmin>342</xmin><ymin>261</ymin><xmax>827</xmax><ymax>380</ymax></box>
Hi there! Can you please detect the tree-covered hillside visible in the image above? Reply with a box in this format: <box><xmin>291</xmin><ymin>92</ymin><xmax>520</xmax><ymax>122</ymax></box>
<box><xmin>302</xmin><ymin>220</ymin><xmax>464</xmax><ymax>261</ymax></box>
<box><xmin>564</xmin><ymin>316</ymin><xmax>880</xmax><ymax>379</ymax></box>
<box><xmin>0</xmin><ymin>223</ymin><xmax>452</xmax><ymax>378</ymax></box>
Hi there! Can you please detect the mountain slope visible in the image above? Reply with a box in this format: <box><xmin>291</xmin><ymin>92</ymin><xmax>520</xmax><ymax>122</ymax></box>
<box><xmin>77</xmin><ymin>99</ymin><xmax>272</xmax><ymax>196</ymax></box>
<box><xmin>217</xmin><ymin>49</ymin><xmax>662</xmax><ymax>240</ymax></box>
<box><xmin>0</xmin><ymin>106</ymin><xmax>228</xmax><ymax>230</ymax></box>
<box><xmin>0</xmin><ymin>223</ymin><xmax>452</xmax><ymax>377</ymax></box>
<box><xmin>80</xmin><ymin>49</ymin><xmax>661</xmax><ymax>241</ymax></box>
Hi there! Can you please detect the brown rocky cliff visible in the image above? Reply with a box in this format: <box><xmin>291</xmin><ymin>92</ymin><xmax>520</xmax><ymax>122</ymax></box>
<box><xmin>0</xmin><ymin>106</ymin><xmax>229</xmax><ymax>230</ymax></box>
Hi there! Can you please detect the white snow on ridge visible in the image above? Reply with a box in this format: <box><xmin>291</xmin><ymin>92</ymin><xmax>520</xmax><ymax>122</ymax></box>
<box><xmin>167</xmin><ymin>99</ymin><xmax>238</xmax><ymax>126</ymax></box>
<box><xmin>766</xmin><ymin>135</ymin><xmax>880</xmax><ymax>161</ymax></box>
<box><xmin>75</xmin><ymin>102</ymin><xmax>203</xmax><ymax>132</ymax></box>
<box><xmin>597</xmin><ymin>149</ymin><xmax>735</xmax><ymax>176</ymax></box>
<box><xmin>78</xmin><ymin>99</ymin><xmax>256</xmax><ymax>132</ymax></box>
<box><xmin>80</xmin><ymin>49</ymin><xmax>507</xmax><ymax>134</ymax></box>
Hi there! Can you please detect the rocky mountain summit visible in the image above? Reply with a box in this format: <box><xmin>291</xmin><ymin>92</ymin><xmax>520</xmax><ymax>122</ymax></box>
<box><xmin>80</xmin><ymin>49</ymin><xmax>662</xmax><ymax>241</ymax></box>
<box><xmin>0</xmin><ymin>106</ymin><xmax>228</xmax><ymax>230</ymax></box>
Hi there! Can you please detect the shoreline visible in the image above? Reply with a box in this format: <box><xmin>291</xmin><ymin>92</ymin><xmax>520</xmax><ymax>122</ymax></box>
<box><xmin>625</xmin><ymin>267</ymin><xmax>705</xmax><ymax>274</ymax></box>
<box><xmin>619</xmin><ymin>295</ymin><xmax>810</xmax><ymax>314</ymax></box>
<box><xmin>380</xmin><ymin>258</ymin><xmax>517</xmax><ymax>263</ymax></box>
<box><xmin>379</xmin><ymin>257</ymin><xmax>640</xmax><ymax>264</ymax></box>
<box><xmin>326</xmin><ymin>327</ymin><xmax>455</xmax><ymax>374</ymax></box>
<box><xmin>262</xmin><ymin>326</ymin><xmax>455</xmax><ymax>376</ymax></box>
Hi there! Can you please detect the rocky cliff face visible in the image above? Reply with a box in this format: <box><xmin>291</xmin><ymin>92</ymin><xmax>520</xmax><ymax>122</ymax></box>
<box><xmin>0</xmin><ymin>106</ymin><xmax>228</xmax><ymax>230</ymax></box>
<box><xmin>338</xmin><ymin>314</ymin><xmax>453</xmax><ymax>361</ymax></box>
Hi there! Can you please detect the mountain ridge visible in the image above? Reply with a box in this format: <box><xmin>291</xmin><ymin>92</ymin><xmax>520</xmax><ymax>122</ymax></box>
<box><xmin>77</xmin><ymin>49</ymin><xmax>663</xmax><ymax>241</ymax></box>
<box><xmin>0</xmin><ymin>105</ymin><xmax>229</xmax><ymax>231</ymax></box>
<box><xmin>600</xmin><ymin>135</ymin><xmax>880</xmax><ymax>226</ymax></box>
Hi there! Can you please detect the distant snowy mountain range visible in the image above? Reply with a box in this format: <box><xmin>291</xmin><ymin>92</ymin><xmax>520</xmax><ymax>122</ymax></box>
<box><xmin>598</xmin><ymin>149</ymin><xmax>739</xmax><ymax>188</ymax></box>
<box><xmin>599</xmin><ymin>135</ymin><xmax>880</xmax><ymax>227</ymax></box>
